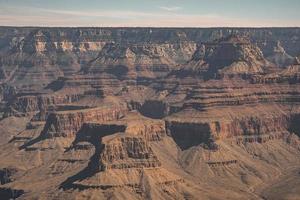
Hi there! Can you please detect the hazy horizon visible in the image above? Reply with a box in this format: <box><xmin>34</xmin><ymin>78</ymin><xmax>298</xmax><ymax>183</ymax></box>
<box><xmin>0</xmin><ymin>0</ymin><xmax>300</xmax><ymax>27</ymax></box>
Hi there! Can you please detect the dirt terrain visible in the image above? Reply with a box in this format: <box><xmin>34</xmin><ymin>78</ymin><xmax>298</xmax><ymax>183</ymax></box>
<box><xmin>0</xmin><ymin>27</ymin><xmax>300</xmax><ymax>199</ymax></box>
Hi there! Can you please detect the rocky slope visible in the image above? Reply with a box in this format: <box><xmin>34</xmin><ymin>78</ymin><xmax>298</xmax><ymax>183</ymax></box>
<box><xmin>0</xmin><ymin>27</ymin><xmax>300</xmax><ymax>200</ymax></box>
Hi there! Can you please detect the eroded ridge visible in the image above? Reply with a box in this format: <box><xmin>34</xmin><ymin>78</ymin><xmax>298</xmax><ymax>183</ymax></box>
<box><xmin>0</xmin><ymin>28</ymin><xmax>300</xmax><ymax>199</ymax></box>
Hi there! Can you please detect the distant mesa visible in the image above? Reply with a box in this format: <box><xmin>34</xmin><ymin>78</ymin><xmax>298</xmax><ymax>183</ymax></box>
<box><xmin>0</xmin><ymin>27</ymin><xmax>300</xmax><ymax>200</ymax></box>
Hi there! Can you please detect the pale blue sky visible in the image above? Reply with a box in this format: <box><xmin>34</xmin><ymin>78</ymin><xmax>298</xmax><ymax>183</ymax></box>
<box><xmin>0</xmin><ymin>0</ymin><xmax>299</xmax><ymax>27</ymax></box>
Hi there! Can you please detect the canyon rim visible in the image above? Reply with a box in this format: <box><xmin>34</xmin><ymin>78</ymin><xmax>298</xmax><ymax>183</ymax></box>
<box><xmin>1</xmin><ymin>1</ymin><xmax>300</xmax><ymax>200</ymax></box>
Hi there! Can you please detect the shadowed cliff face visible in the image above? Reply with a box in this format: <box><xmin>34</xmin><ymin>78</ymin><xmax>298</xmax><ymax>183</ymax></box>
<box><xmin>166</xmin><ymin>121</ymin><xmax>214</xmax><ymax>150</ymax></box>
<box><xmin>60</xmin><ymin>123</ymin><xmax>127</xmax><ymax>189</ymax></box>
<box><xmin>0</xmin><ymin>28</ymin><xmax>300</xmax><ymax>200</ymax></box>
<box><xmin>0</xmin><ymin>188</ymin><xmax>24</xmax><ymax>200</ymax></box>
<box><xmin>289</xmin><ymin>114</ymin><xmax>300</xmax><ymax>137</ymax></box>
<box><xmin>0</xmin><ymin>168</ymin><xmax>18</xmax><ymax>185</ymax></box>
<box><xmin>139</xmin><ymin>100</ymin><xmax>169</xmax><ymax>119</ymax></box>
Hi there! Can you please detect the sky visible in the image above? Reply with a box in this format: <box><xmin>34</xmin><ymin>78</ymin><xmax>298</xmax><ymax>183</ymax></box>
<box><xmin>0</xmin><ymin>0</ymin><xmax>300</xmax><ymax>27</ymax></box>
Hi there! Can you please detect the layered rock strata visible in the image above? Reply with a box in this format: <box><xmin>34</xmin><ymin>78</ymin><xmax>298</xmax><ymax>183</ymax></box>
<box><xmin>42</xmin><ymin>106</ymin><xmax>128</xmax><ymax>137</ymax></box>
<box><xmin>0</xmin><ymin>28</ymin><xmax>300</xmax><ymax>200</ymax></box>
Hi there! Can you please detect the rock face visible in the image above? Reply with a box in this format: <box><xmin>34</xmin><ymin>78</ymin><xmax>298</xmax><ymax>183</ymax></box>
<box><xmin>42</xmin><ymin>106</ymin><xmax>127</xmax><ymax>137</ymax></box>
<box><xmin>7</xmin><ymin>93</ymin><xmax>82</xmax><ymax>115</ymax></box>
<box><xmin>0</xmin><ymin>167</ymin><xmax>18</xmax><ymax>185</ymax></box>
<box><xmin>182</xmin><ymin>35</ymin><xmax>275</xmax><ymax>79</ymax></box>
<box><xmin>76</xmin><ymin>112</ymin><xmax>165</xmax><ymax>171</ymax></box>
<box><xmin>267</xmin><ymin>41</ymin><xmax>295</xmax><ymax>67</ymax></box>
<box><xmin>254</xmin><ymin>57</ymin><xmax>300</xmax><ymax>84</ymax></box>
<box><xmin>100</xmin><ymin>135</ymin><xmax>161</xmax><ymax>170</ymax></box>
<box><xmin>166</xmin><ymin>105</ymin><xmax>290</xmax><ymax>150</ymax></box>
<box><xmin>0</xmin><ymin>27</ymin><xmax>300</xmax><ymax>200</ymax></box>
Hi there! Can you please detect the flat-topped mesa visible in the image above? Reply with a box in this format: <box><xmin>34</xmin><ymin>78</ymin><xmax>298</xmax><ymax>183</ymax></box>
<box><xmin>125</xmin><ymin>118</ymin><xmax>167</xmax><ymax>141</ymax></box>
<box><xmin>41</xmin><ymin>106</ymin><xmax>128</xmax><ymax>138</ymax></box>
<box><xmin>67</xmin><ymin>112</ymin><xmax>165</xmax><ymax>171</ymax></box>
<box><xmin>76</xmin><ymin>111</ymin><xmax>167</xmax><ymax>143</ymax></box>
<box><xmin>99</xmin><ymin>135</ymin><xmax>161</xmax><ymax>171</ymax></box>
<box><xmin>6</xmin><ymin>93</ymin><xmax>82</xmax><ymax>115</ymax></box>
<box><xmin>166</xmin><ymin>105</ymin><xmax>292</xmax><ymax>149</ymax></box>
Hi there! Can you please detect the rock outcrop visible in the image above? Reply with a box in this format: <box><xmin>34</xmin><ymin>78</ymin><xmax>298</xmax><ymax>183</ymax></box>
<box><xmin>0</xmin><ymin>27</ymin><xmax>300</xmax><ymax>200</ymax></box>
<box><xmin>7</xmin><ymin>93</ymin><xmax>82</xmax><ymax>115</ymax></box>
<box><xmin>42</xmin><ymin>106</ymin><xmax>127</xmax><ymax>137</ymax></box>
<box><xmin>254</xmin><ymin>57</ymin><xmax>300</xmax><ymax>83</ymax></box>
<box><xmin>181</xmin><ymin>35</ymin><xmax>276</xmax><ymax>79</ymax></box>
<box><xmin>266</xmin><ymin>41</ymin><xmax>295</xmax><ymax>67</ymax></box>
<box><xmin>100</xmin><ymin>135</ymin><xmax>161</xmax><ymax>170</ymax></box>
<box><xmin>166</xmin><ymin>104</ymin><xmax>291</xmax><ymax>149</ymax></box>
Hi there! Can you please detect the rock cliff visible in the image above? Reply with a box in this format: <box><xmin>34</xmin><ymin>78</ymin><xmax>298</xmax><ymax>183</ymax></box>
<box><xmin>0</xmin><ymin>27</ymin><xmax>300</xmax><ymax>200</ymax></box>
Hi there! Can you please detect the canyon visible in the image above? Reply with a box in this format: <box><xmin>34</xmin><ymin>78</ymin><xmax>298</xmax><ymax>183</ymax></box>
<box><xmin>0</xmin><ymin>27</ymin><xmax>300</xmax><ymax>199</ymax></box>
